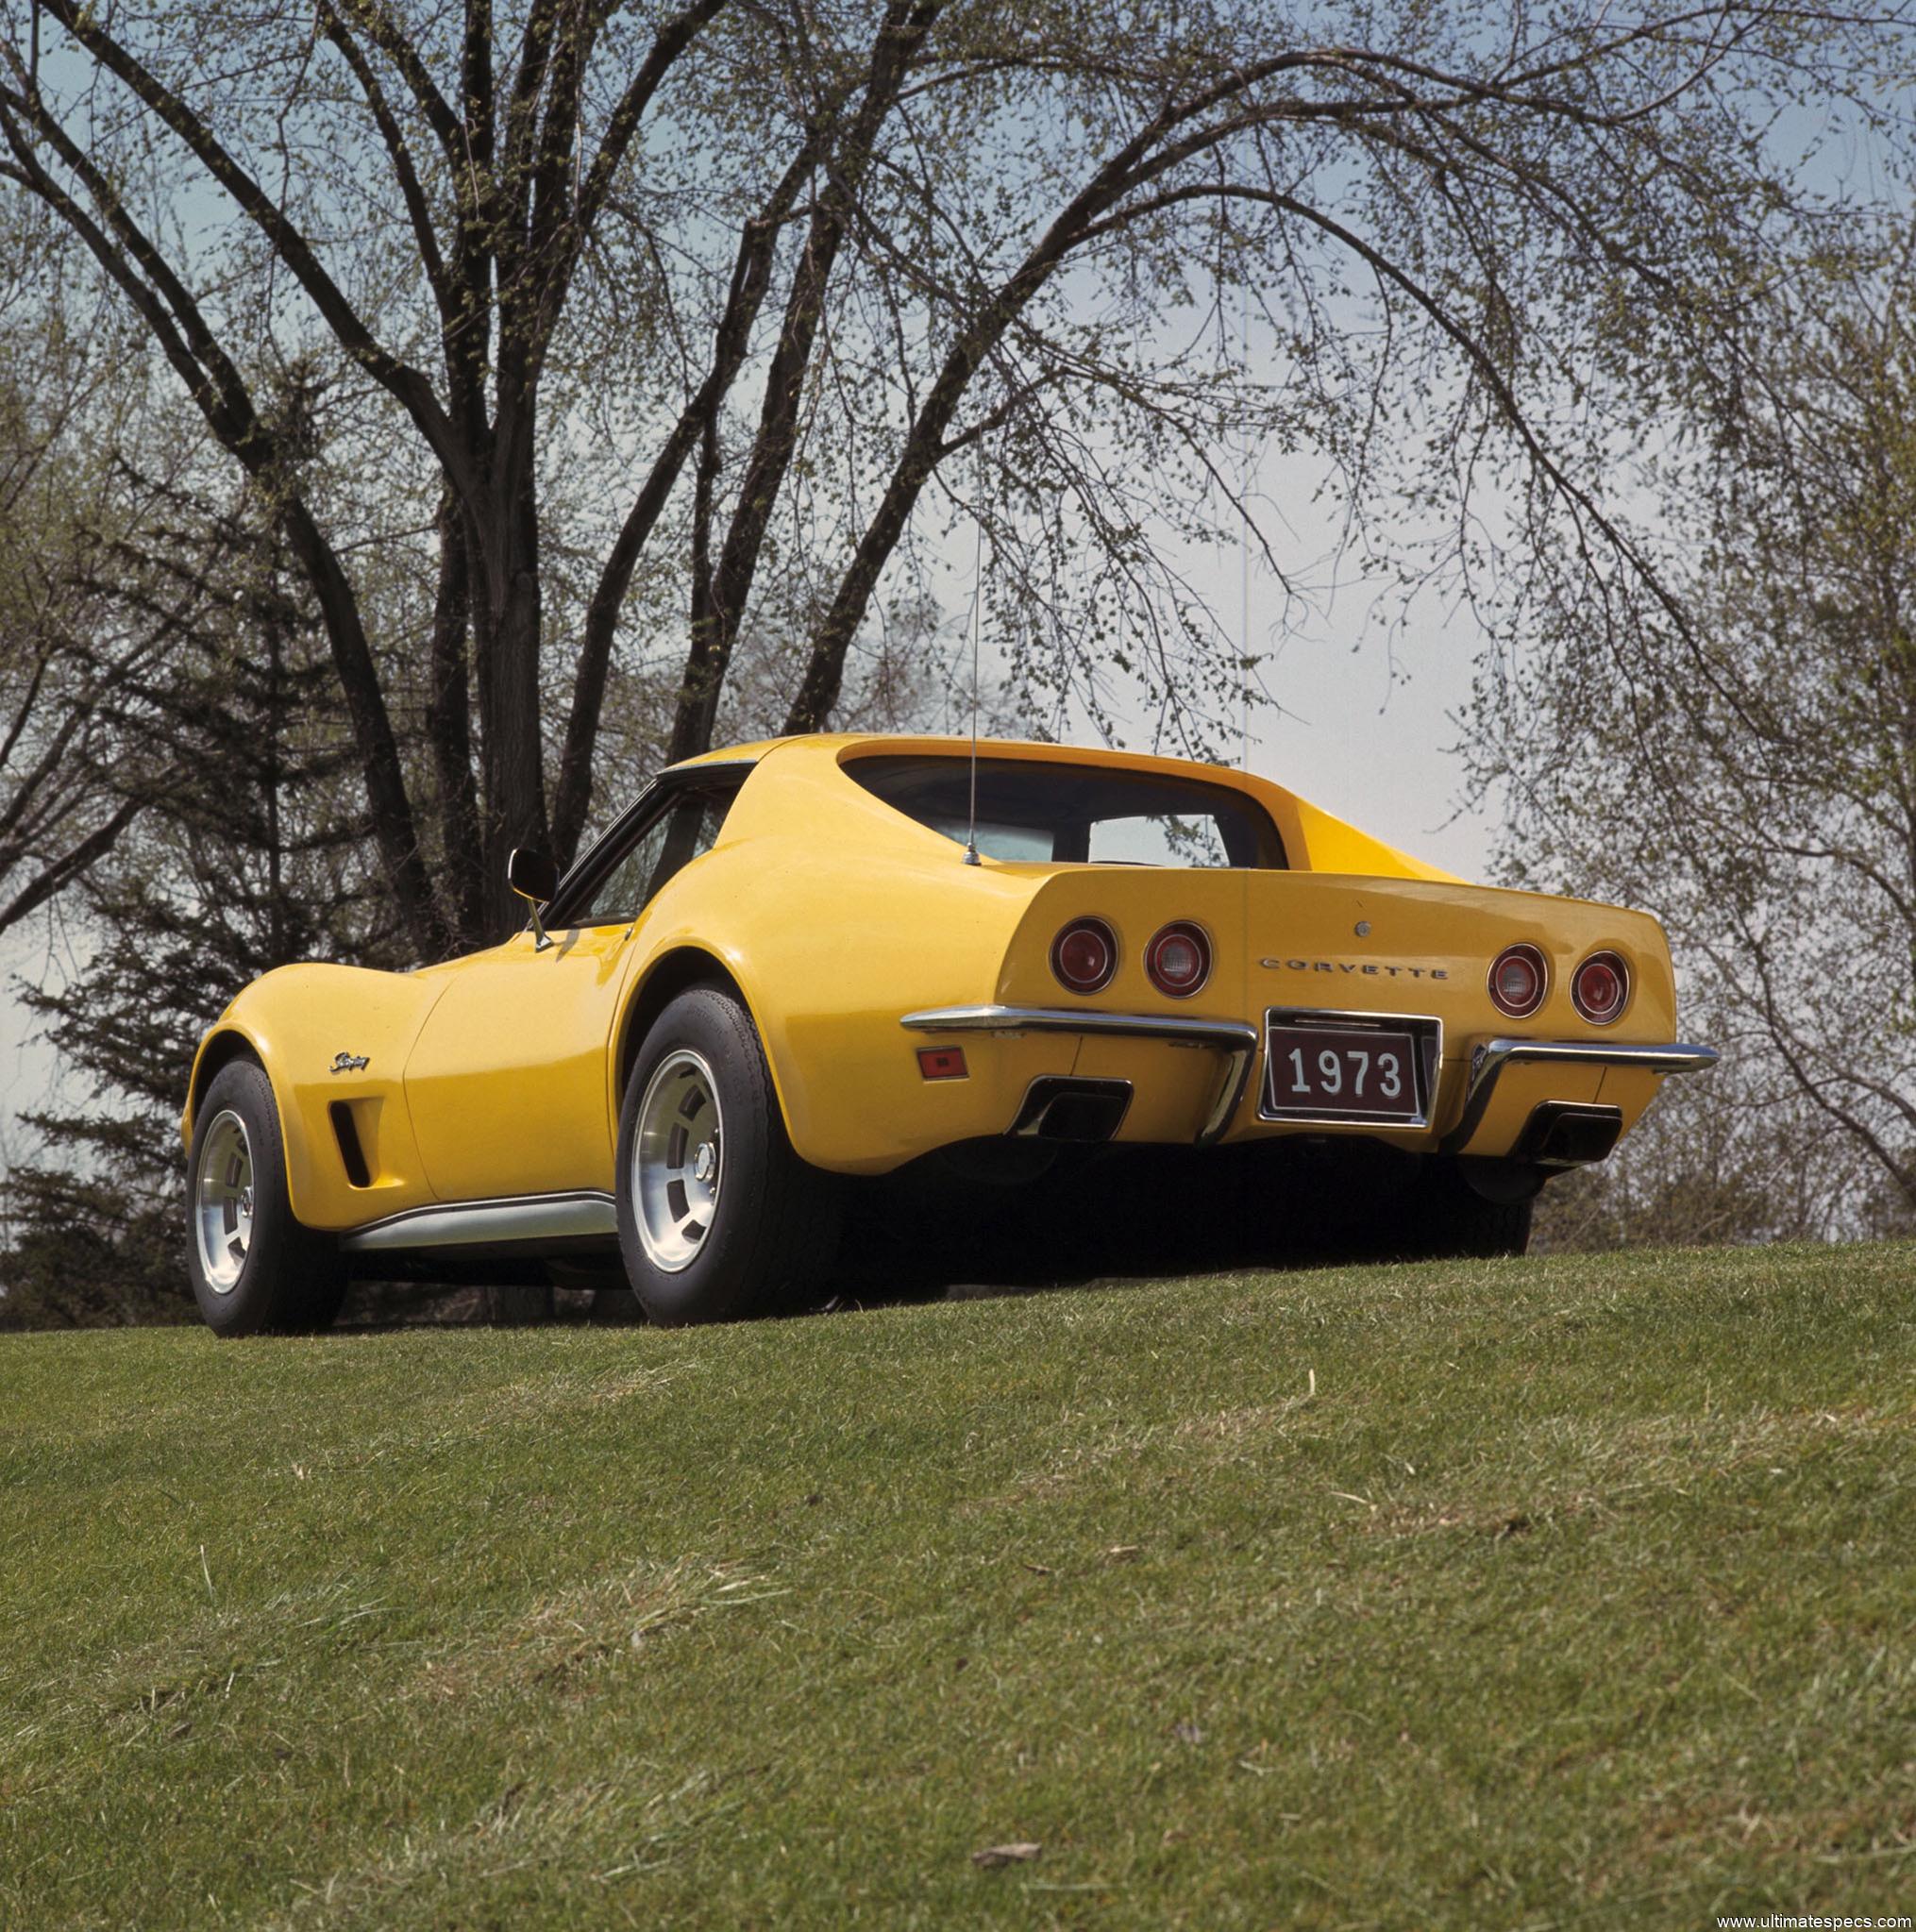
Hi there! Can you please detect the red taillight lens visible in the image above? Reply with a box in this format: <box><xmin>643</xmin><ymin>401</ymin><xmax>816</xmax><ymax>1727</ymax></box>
<box><xmin>1571</xmin><ymin>950</ymin><xmax>1628</xmax><ymax>1025</ymax></box>
<box><xmin>1145</xmin><ymin>921</ymin><xmax>1212</xmax><ymax>998</ymax></box>
<box><xmin>1487</xmin><ymin>943</ymin><xmax>1547</xmax><ymax>1019</ymax></box>
<box><xmin>1051</xmin><ymin>917</ymin><xmax>1118</xmax><ymax>994</ymax></box>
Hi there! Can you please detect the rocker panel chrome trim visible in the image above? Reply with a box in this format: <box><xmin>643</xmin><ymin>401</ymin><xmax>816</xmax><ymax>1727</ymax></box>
<box><xmin>341</xmin><ymin>1189</ymin><xmax>618</xmax><ymax>1252</ymax></box>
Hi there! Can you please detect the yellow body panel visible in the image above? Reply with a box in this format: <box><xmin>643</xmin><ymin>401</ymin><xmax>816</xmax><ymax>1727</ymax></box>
<box><xmin>402</xmin><ymin>924</ymin><xmax>636</xmax><ymax>1201</ymax></box>
<box><xmin>183</xmin><ymin>732</ymin><xmax>1703</xmax><ymax>1232</ymax></box>
<box><xmin>193</xmin><ymin>964</ymin><xmax>447</xmax><ymax>1230</ymax></box>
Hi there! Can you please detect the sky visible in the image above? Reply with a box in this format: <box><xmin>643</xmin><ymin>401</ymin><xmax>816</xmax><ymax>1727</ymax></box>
<box><xmin>1084</xmin><ymin>472</ymin><xmax>1496</xmax><ymax>882</ymax></box>
<box><xmin>916</xmin><ymin>412</ymin><xmax>1501</xmax><ymax>882</ymax></box>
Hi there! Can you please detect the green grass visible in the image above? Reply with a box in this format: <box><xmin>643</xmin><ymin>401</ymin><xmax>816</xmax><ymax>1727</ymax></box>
<box><xmin>2</xmin><ymin>1246</ymin><xmax>1913</xmax><ymax>1930</ymax></box>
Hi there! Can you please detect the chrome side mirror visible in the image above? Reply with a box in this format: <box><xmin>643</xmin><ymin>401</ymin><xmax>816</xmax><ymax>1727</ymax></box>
<box><xmin>507</xmin><ymin>847</ymin><xmax>559</xmax><ymax>949</ymax></box>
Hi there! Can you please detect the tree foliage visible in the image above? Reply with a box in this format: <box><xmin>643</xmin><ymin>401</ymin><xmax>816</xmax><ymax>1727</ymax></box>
<box><xmin>1472</xmin><ymin>239</ymin><xmax>1916</xmax><ymax>1224</ymax></box>
<box><xmin>1530</xmin><ymin>1029</ymin><xmax>1883</xmax><ymax>1252</ymax></box>
<box><xmin>0</xmin><ymin>190</ymin><xmax>166</xmax><ymax>933</ymax></box>
<box><xmin>4</xmin><ymin>0</ymin><xmax>1902</xmax><ymax>958</ymax></box>
<box><xmin>0</xmin><ymin>485</ymin><xmax>393</xmax><ymax>1328</ymax></box>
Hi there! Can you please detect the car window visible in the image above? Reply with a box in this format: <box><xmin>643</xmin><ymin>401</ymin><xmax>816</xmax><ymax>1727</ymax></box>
<box><xmin>919</xmin><ymin>815</ymin><xmax>1055</xmax><ymax>863</ymax></box>
<box><xmin>849</xmin><ymin>756</ymin><xmax>1285</xmax><ymax>868</ymax></box>
<box><xmin>1087</xmin><ymin>813</ymin><xmax>1233</xmax><ymax>866</ymax></box>
<box><xmin>573</xmin><ymin>786</ymin><xmax>735</xmax><ymax>926</ymax></box>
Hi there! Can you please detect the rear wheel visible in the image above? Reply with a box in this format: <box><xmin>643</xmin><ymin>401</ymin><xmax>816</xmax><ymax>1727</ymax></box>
<box><xmin>187</xmin><ymin>1059</ymin><xmax>346</xmax><ymax>1336</ymax></box>
<box><xmin>1401</xmin><ymin>1157</ymin><xmax>1535</xmax><ymax>1260</ymax></box>
<box><xmin>615</xmin><ymin>986</ymin><xmax>840</xmax><ymax>1323</ymax></box>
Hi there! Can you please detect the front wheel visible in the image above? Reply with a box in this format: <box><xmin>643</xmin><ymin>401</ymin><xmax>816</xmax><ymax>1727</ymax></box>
<box><xmin>615</xmin><ymin>986</ymin><xmax>840</xmax><ymax>1323</ymax></box>
<box><xmin>186</xmin><ymin>1059</ymin><xmax>346</xmax><ymax>1336</ymax></box>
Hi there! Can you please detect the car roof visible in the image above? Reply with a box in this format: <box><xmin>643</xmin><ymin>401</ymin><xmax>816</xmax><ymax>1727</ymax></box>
<box><xmin>666</xmin><ymin>731</ymin><xmax>1257</xmax><ymax>786</ymax></box>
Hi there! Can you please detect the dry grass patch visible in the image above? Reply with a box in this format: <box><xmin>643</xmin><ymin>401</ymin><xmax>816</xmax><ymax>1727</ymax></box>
<box><xmin>268</xmin><ymin>1762</ymin><xmax>757</xmax><ymax>1930</ymax></box>
<box><xmin>416</xmin><ymin>1559</ymin><xmax>784</xmax><ymax>1705</ymax></box>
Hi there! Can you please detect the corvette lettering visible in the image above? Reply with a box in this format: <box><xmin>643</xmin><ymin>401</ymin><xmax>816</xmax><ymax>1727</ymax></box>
<box><xmin>1259</xmin><ymin>958</ymin><xmax>1451</xmax><ymax>980</ymax></box>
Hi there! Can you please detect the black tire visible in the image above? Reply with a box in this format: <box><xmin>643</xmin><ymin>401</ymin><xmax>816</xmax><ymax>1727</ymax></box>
<box><xmin>1401</xmin><ymin>1156</ymin><xmax>1535</xmax><ymax>1260</ymax></box>
<box><xmin>615</xmin><ymin>986</ymin><xmax>840</xmax><ymax>1323</ymax></box>
<box><xmin>186</xmin><ymin>1059</ymin><xmax>347</xmax><ymax>1336</ymax></box>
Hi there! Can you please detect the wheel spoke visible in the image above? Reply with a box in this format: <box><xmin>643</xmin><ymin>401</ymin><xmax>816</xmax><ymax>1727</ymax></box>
<box><xmin>633</xmin><ymin>1050</ymin><xmax>727</xmax><ymax>1275</ymax></box>
<box><xmin>193</xmin><ymin>1110</ymin><xmax>255</xmax><ymax>1294</ymax></box>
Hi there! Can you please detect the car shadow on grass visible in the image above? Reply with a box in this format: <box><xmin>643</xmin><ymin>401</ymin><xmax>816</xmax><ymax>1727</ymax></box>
<box><xmin>335</xmin><ymin>1137</ymin><xmax>1445</xmax><ymax>1330</ymax></box>
<box><xmin>825</xmin><ymin>1135</ymin><xmax>1434</xmax><ymax>1311</ymax></box>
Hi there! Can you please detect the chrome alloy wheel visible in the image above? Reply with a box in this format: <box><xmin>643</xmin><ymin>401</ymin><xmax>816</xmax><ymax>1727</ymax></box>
<box><xmin>633</xmin><ymin>1049</ymin><xmax>725</xmax><ymax>1273</ymax></box>
<box><xmin>194</xmin><ymin>1108</ymin><xmax>256</xmax><ymax>1293</ymax></box>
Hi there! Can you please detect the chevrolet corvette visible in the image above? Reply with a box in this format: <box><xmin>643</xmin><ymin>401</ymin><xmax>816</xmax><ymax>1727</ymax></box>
<box><xmin>182</xmin><ymin>733</ymin><xmax>1715</xmax><ymax>1332</ymax></box>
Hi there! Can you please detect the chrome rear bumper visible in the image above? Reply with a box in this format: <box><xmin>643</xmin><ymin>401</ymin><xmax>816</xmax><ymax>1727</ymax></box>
<box><xmin>900</xmin><ymin>1004</ymin><xmax>1258</xmax><ymax>1144</ymax></box>
<box><xmin>1437</xmin><ymin>1036</ymin><xmax>1719</xmax><ymax>1155</ymax></box>
<box><xmin>903</xmin><ymin>1004</ymin><xmax>1718</xmax><ymax>1155</ymax></box>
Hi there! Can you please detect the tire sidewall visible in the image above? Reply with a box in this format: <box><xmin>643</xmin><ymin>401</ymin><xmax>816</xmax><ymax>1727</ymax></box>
<box><xmin>1407</xmin><ymin>1156</ymin><xmax>1535</xmax><ymax>1260</ymax></box>
<box><xmin>615</xmin><ymin>987</ymin><xmax>781</xmax><ymax>1325</ymax></box>
<box><xmin>186</xmin><ymin>1059</ymin><xmax>310</xmax><ymax>1336</ymax></box>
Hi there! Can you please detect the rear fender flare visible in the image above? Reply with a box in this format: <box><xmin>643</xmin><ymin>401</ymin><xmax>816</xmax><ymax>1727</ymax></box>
<box><xmin>613</xmin><ymin>946</ymin><xmax>804</xmax><ymax>1153</ymax></box>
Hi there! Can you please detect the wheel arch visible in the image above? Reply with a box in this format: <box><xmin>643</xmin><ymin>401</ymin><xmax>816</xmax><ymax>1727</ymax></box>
<box><xmin>185</xmin><ymin>1026</ymin><xmax>270</xmax><ymax>1148</ymax></box>
<box><xmin>613</xmin><ymin>947</ymin><xmax>798</xmax><ymax>1138</ymax></box>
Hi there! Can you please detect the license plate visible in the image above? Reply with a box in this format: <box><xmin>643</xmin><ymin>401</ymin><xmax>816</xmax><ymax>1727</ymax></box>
<box><xmin>1264</xmin><ymin>1023</ymin><xmax>1422</xmax><ymax>1123</ymax></box>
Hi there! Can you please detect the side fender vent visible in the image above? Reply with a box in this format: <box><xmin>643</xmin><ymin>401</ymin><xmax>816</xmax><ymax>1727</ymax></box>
<box><xmin>329</xmin><ymin>1101</ymin><xmax>373</xmax><ymax>1188</ymax></box>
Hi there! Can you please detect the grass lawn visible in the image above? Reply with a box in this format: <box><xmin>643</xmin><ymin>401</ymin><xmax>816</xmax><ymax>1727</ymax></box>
<box><xmin>2</xmin><ymin>1243</ymin><xmax>1912</xmax><ymax>1929</ymax></box>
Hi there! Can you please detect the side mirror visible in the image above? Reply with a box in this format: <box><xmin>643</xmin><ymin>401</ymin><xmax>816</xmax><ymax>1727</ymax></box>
<box><xmin>507</xmin><ymin>848</ymin><xmax>559</xmax><ymax>949</ymax></box>
<box><xmin>507</xmin><ymin>847</ymin><xmax>558</xmax><ymax>904</ymax></box>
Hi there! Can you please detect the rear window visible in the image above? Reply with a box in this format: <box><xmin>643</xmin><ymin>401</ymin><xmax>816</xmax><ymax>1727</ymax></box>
<box><xmin>849</xmin><ymin>756</ymin><xmax>1285</xmax><ymax>868</ymax></box>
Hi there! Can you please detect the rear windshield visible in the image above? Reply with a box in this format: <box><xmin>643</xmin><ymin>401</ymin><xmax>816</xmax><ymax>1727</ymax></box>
<box><xmin>849</xmin><ymin>755</ymin><xmax>1285</xmax><ymax>867</ymax></box>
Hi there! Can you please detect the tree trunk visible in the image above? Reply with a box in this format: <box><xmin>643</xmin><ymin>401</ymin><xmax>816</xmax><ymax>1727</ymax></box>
<box><xmin>469</xmin><ymin>472</ymin><xmax>550</xmax><ymax>942</ymax></box>
<box><xmin>427</xmin><ymin>487</ymin><xmax>485</xmax><ymax>946</ymax></box>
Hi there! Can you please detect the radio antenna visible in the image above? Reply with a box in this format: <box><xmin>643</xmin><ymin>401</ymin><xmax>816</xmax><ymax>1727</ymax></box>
<box><xmin>964</xmin><ymin>476</ymin><xmax>984</xmax><ymax>865</ymax></box>
<box><xmin>1239</xmin><ymin>277</ymin><xmax>1252</xmax><ymax>770</ymax></box>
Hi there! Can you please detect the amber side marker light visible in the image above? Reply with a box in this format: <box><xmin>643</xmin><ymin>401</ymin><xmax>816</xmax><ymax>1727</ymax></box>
<box><xmin>916</xmin><ymin>1047</ymin><xmax>968</xmax><ymax>1081</ymax></box>
<box><xmin>1145</xmin><ymin>921</ymin><xmax>1212</xmax><ymax>998</ymax></box>
<box><xmin>1571</xmin><ymin>951</ymin><xmax>1629</xmax><ymax>1025</ymax></box>
<box><xmin>1051</xmin><ymin>916</ymin><xmax>1118</xmax><ymax>994</ymax></box>
<box><xmin>1488</xmin><ymin>942</ymin><xmax>1548</xmax><ymax>1019</ymax></box>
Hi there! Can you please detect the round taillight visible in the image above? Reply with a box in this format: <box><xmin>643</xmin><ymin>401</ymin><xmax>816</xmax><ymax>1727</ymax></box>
<box><xmin>1051</xmin><ymin>917</ymin><xmax>1118</xmax><ymax>994</ymax></box>
<box><xmin>1487</xmin><ymin>943</ymin><xmax>1548</xmax><ymax>1019</ymax></box>
<box><xmin>1145</xmin><ymin>920</ymin><xmax>1212</xmax><ymax>998</ymax></box>
<box><xmin>1571</xmin><ymin>950</ymin><xmax>1628</xmax><ymax>1025</ymax></box>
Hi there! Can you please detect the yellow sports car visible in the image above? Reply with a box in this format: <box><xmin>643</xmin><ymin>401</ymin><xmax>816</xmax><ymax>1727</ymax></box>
<box><xmin>182</xmin><ymin>733</ymin><xmax>1715</xmax><ymax>1333</ymax></box>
